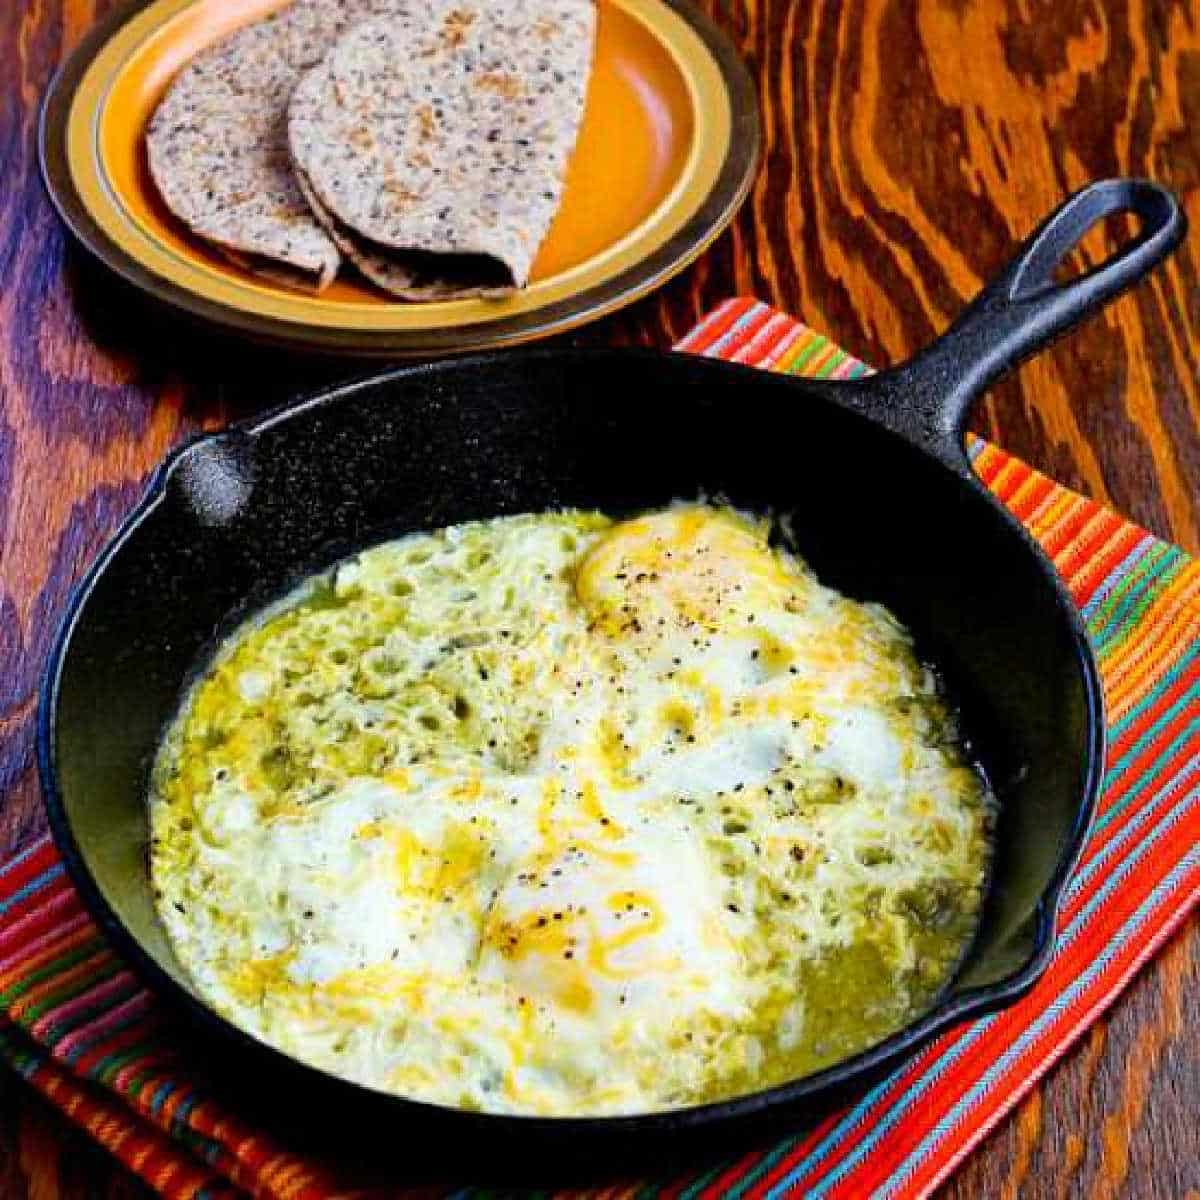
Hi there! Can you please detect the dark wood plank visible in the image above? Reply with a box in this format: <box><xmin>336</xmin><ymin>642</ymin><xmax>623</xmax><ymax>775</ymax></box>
<box><xmin>0</xmin><ymin>0</ymin><xmax>1197</xmax><ymax>1196</ymax></box>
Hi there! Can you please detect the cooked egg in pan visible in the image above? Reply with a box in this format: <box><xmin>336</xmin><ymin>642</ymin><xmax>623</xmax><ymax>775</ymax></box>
<box><xmin>150</xmin><ymin>506</ymin><xmax>993</xmax><ymax>1116</ymax></box>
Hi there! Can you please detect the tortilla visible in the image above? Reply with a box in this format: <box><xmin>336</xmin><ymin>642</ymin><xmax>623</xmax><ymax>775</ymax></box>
<box><xmin>287</xmin><ymin>0</ymin><xmax>596</xmax><ymax>299</ymax></box>
<box><xmin>145</xmin><ymin>0</ymin><xmax>408</xmax><ymax>291</ymax></box>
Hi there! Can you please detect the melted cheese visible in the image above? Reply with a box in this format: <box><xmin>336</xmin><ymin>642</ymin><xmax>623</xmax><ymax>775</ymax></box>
<box><xmin>151</xmin><ymin>506</ymin><xmax>992</xmax><ymax>1115</ymax></box>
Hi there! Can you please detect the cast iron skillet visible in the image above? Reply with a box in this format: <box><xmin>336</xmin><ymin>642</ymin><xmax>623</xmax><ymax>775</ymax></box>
<box><xmin>39</xmin><ymin>179</ymin><xmax>1184</xmax><ymax>1166</ymax></box>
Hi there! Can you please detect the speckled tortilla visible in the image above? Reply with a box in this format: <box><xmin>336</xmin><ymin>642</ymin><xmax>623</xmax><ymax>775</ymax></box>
<box><xmin>287</xmin><ymin>0</ymin><xmax>596</xmax><ymax>299</ymax></box>
<box><xmin>292</xmin><ymin>165</ymin><xmax>508</xmax><ymax>300</ymax></box>
<box><xmin>145</xmin><ymin>0</ymin><xmax>411</xmax><ymax>291</ymax></box>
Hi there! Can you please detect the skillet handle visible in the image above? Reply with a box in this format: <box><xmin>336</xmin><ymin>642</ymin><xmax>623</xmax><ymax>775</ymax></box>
<box><xmin>840</xmin><ymin>179</ymin><xmax>1186</xmax><ymax>470</ymax></box>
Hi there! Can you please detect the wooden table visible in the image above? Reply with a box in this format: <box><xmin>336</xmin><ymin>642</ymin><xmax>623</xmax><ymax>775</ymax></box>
<box><xmin>2</xmin><ymin>0</ymin><xmax>1198</xmax><ymax>1195</ymax></box>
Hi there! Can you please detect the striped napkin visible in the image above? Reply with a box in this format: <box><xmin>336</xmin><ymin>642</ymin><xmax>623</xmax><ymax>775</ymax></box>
<box><xmin>2</xmin><ymin>300</ymin><xmax>1196</xmax><ymax>1199</ymax></box>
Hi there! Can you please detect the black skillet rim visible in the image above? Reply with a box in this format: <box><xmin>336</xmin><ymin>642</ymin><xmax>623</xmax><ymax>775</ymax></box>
<box><xmin>36</xmin><ymin>348</ymin><xmax>1106</xmax><ymax>1140</ymax></box>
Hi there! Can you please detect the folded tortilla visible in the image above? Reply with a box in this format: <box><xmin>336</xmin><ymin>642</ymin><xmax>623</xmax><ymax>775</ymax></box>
<box><xmin>287</xmin><ymin>0</ymin><xmax>596</xmax><ymax>300</ymax></box>
<box><xmin>145</xmin><ymin>0</ymin><xmax>410</xmax><ymax>291</ymax></box>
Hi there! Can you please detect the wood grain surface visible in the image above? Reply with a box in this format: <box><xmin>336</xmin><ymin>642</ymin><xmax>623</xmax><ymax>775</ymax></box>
<box><xmin>1</xmin><ymin>0</ymin><xmax>1198</xmax><ymax>1196</ymax></box>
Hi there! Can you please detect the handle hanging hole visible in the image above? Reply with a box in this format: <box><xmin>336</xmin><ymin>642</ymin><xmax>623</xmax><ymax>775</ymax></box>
<box><xmin>1051</xmin><ymin>210</ymin><xmax>1141</xmax><ymax>286</ymax></box>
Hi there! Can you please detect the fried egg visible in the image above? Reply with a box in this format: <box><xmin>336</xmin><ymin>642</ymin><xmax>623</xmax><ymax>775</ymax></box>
<box><xmin>150</xmin><ymin>506</ymin><xmax>992</xmax><ymax>1115</ymax></box>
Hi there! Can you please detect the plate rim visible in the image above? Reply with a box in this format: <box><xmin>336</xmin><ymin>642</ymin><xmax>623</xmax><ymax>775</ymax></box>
<box><xmin>39</xmin><ymin>0</ymin><xmax>760</xmax><ymax>356</ymax></box>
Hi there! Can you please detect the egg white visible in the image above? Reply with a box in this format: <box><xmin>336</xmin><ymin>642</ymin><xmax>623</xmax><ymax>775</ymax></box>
<box><xmin>151</xmin><ymin>507</ymin><xmax>991</xmax><ymax>1115</ymax></box>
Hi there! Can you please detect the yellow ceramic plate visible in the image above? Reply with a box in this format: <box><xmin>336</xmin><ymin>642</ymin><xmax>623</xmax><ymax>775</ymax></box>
<box><xmin>40</xmin><ymin>0</ymin><xmax>759</xmax><ymax>355</ymax></box>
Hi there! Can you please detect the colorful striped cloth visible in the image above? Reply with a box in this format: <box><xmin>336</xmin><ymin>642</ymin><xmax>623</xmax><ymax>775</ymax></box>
<box><xmin>2</xmin><ymin>299</ymin><xmax>1197</xmax><ymax>1199</ymax></box>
